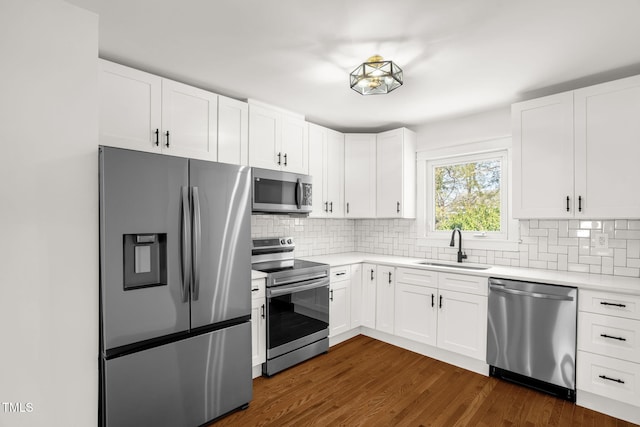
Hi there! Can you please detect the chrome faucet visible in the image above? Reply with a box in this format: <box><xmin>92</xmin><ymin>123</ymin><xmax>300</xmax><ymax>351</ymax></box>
<box><xmin>450</xmin><ymin>228</ymin><xmax>467</xmax><ymax>263</ymax></box>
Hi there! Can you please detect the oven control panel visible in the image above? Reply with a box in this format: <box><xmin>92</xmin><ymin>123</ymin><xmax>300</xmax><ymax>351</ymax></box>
<box><xmin>251</xmin><ymin>237</ymin><xmax>295</xmax><ymax>256</ymax></box>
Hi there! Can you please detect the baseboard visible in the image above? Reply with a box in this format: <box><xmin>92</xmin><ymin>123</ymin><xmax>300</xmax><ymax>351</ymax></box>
<box><xmin>577</xmin><ymin>390</ymin><xmax>640</xmax><ymax>425</ymax></box>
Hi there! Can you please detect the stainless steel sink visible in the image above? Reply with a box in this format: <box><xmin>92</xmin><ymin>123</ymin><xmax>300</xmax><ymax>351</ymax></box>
<box><xmin>415</xmin><ymin>261</ymin><xmax>491</xmax><ymax>271</ymax></box>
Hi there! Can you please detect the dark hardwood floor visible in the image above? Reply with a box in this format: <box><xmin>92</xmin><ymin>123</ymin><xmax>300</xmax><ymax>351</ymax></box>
<box><xmin>213</xmin><ymin>335</ymin><xmax>636</xmax><ymax>426</ymax></box>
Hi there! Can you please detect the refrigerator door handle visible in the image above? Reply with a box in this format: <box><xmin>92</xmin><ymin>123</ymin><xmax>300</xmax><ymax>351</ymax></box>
<box><xmin>180</xmin><ymin>186</ymin><xmax>192</xmax><ymax>303</ymax></box>
<box><xmin>192</xmin><ymin>186</ymin><xmax>202</xmax><ymax>301</ymax></box>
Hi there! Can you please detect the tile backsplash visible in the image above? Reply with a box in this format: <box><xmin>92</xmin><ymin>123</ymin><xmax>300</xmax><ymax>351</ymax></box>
<box><xmin>251</xmin><ymin>215</ymin><xmax>640</xmax><ymax>278</ymax></box>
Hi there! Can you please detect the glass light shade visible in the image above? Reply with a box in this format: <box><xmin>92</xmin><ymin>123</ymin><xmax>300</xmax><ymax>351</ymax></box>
<box><xmin>350</xmin><ymin>55</ymin><xmax>403</xmax><ymax>95</ymax></box>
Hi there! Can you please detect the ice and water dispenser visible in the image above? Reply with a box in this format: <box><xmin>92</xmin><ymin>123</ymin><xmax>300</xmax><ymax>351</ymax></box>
<box><xmin>123</xmin><ymin>233</ymin><xmax>167</xmax><ymax>290</ymax></box>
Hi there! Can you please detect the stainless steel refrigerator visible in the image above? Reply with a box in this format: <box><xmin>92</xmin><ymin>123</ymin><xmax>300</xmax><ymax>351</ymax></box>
<box><xmin>98</xmin><ymin>146</ymin><xmax>252</xmax><ymax>427</ymax></box>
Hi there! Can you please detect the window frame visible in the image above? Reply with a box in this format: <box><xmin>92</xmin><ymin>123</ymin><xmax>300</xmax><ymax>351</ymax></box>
<box><xmin>416</xmin><ymin>137</ymin><xmax>519</xmax><ymax>251</ymax></box>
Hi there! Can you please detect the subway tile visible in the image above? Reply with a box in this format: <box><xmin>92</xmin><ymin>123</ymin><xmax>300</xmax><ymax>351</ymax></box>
<box><xmin>615</xmin><ymin>220</ymin><xmax>629</xmax><ymax>230</ymax></box>
<box><xmin>529</xmin><ymin>260</ymin><xmax>548</xmax><ymax>269</ymax></box>
<box><xmin>578</xmin><ymin>255</ymin><xmax>601</xmax><ymax>265</ymax></box>
<box><xmin>548</xmin><ymin>229</ymin><xmax>558</xmax><ymax>245</ymax></box>
<box><xmin>628</xmin><ymin>240</ymin><xmax>640</xmax><ymax>258</ymax></box>
<box><xmin>530</xmin><ymin>219</ymin><xmax>539</xmax><ymax>229</ymax></box>
<box><xmin>530</xmin><ymin>228</ymin><xmax>549</xmax><ymax>237</ymax></box>
<box><xmin>558</xmin><ymin>221</ymin><xmax>569</xmax><ymax>238</ymax></box>
<box><xmin>615</xmin><ymin>230</ymin><xmax>640</xmax><ymax>239</ymax></box>
<box><xmin>629</xmin><ymin>220</ymin><xmax>640</xmax><ymax>230</ymax></box>
<box><xmin>558</xmin><ymin>254</ymin><xmax>568</xmax><ymax>271</ymax></box>
<box><xmin>590</xmin><ymin>265</ymin><xmax>602</xmax><ymax>274</ymax></box>
<box><xmin>539</xmin><ymin>220</ymin><xmax>559</xmax><ymax>229</ymax></box>
<box><xmin>569</xmin><ymin>229</ymin><xmax>591</xmax><ymax>238</ymax></box>
<box><xmin>602</xmin><ymin>221</ymin><xmax>615</xmax><ymax>233</ymax></box>
<box><xmin>613</xmin><ymin>266</ymin><xmax>640</xmax><ymax>277</ymax></box>
<box><xmin>568</xmin><ymin>263</ymin><xmax>590</xmax><ymax>273</ymax></box>
<box><xmin>628</xmin><ymin>258</ymin><xmax>640</xmax><ymax>268</ymax></box>
<box><xmin>614</xmin><ymin>248</ymin><xmax>627</xmax><ymax>267</ymax></box>
<box><xmin>580</xmin><ymin>221</ymin><xmax>602</xmax><ymax>230</ymax></box>
<box><xmin>558</xmin><ymin>237</ymin><xmax>579</xmax><ymax>247</ymax></box>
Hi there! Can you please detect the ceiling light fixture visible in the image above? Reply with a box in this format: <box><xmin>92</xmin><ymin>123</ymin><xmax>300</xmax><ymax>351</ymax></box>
<box><xmin>350</xmin><ymin>55</ymin><xmax>403</xmax><ymax>95</ymax></box>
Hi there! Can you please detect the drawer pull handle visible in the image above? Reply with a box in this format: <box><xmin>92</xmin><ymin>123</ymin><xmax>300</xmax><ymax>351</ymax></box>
<box><xmin>599</xmin><ymin>375</ymin><xmax>624</xmax><ymax>384</ymax></box>
<box><xmin>600</xmin><ymin>301</ymin><xmax>626</xmax><ymax>308</ymax></box>
<box><xmin>335</xmin><ymin>272</ymin><xmax>346</xmax><ymax>276</ymax></box>
<box><xmin>600</xmin><ymin>333</ymin><xmax>626</xmax><ymax>341</ymax></box>
<box><xmin>251</xmin><ymin>288</ymin><xmax>259</xmax><ymax>292</ymax></box>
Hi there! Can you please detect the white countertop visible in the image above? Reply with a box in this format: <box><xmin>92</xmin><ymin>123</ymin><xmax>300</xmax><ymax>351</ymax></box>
<box><xmin>300</xmin><ymin>252</ymin><xmax>640</xmax><ymax>296</ymax></box>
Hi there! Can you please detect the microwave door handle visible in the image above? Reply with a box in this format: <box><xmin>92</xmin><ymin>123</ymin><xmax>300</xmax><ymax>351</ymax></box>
<box><xmin>192</xmin><ymin>186</ymin><xmax>202</xmax><ymax>301</ymax></box>
<box><xmin>296</xmin><ymin>178</ymin><xmax>302</xmax><ymax>209</ymax></box>
<box><xmin>180</xmin><ymin>186</ymin><xmax>191</xmax><ymax>303</ymax></box>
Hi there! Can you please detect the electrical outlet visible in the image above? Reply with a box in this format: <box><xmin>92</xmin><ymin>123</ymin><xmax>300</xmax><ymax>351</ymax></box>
<box><xmin>594</xmin><ymin>232</ymin><xmax>609</xmax><ymax>249</ymax></box>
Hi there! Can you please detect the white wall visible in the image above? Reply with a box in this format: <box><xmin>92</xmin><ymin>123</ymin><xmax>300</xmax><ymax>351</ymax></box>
<box><xmin>415</xmin><ymin>106</ymin><xmax>511</xmax><ymax>151</ymax></box>
<box><xmin>0</xmin><ymin>1</ymin><xmax>98</xmax><ymax>426</ymax></box>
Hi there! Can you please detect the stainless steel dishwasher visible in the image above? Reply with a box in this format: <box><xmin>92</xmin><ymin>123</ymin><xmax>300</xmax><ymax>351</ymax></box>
<box><xmin>487</xmin><ymin>278</ymin><xmax>577</xmax><ymax>401</ymax></box>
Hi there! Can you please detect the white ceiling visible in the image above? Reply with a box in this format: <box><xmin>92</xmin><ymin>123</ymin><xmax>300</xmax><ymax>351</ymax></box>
<box><xmin>67</xmin><ymin>0</ymin><xmax>640</xmax><ymax>133</ymax></box>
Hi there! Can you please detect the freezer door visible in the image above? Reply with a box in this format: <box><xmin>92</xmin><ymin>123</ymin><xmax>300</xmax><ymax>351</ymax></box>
<box><xmin>103</xmin><ymin>322</ymin><xmax>252</xmax><ymax>427</ymax></box>
<box><xmin>189</xmin><ymin>160</ymin><xmax>252</xmax><ymax>328</ymax></box>
<box><xmin>100</xmin><ymin>147</ymin><xmax>190</xmax><ymax>350</ymax></box>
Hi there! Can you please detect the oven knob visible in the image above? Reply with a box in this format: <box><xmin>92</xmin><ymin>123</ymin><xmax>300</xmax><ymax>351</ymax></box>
<box><xmin>280</xmin><ymin>239</ymin><xmax>286</xmax><ymax>245</ymax></box>
<box><xmin>287</xmin><ymin>239</ymin><xmax>292</xmax><ymax>244</ymax></box>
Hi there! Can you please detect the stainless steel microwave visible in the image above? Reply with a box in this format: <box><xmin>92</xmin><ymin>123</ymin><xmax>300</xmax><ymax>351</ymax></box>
<box><xmin>251</xmin><ymin>168</ymin><xmax>312</xmax><ymax>214</ymax></box>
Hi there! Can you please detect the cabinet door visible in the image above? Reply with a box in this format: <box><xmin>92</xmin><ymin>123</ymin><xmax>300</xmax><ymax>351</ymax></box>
<box><xmin>344</xmin><ymin>134</ymin><xmax>377</xmax><ymax>218</ymax></box>
<box><xmin>161</xmin><ymin>79</ymin><xmax>218</xmax><ymax>160</ymax></box>
<box><xmin>281</xmin><ymin>115</ymin><xmax>309</xmax><ymax>174</ymax></box>
<box><xmin>329</xmin><ymin>279</ymin><xmax>350</xmax><ymax>337</ymax></box>
<box><xmin>512</xmin><ymin>92</ymin><xmax>575</xmax><ymax>218</ymax></box>
<box><xmin>99</xmin><ymin>59</ymin><xmax>162</xmax><ymax>153</ymax></box>
<box><xmin>251</xmin><ymin>296</ymin><xmax>266</xmax><ymax>366</ymax></box>
<box><xmin>326</xmin><ymin>129</ymin><xmax>345</xmax><ymax>217</ymax></box>
<box><xmin>395</xmin><ymin>282</ymin><xmax>437</xmax><ymax>345</ymax></box>
<box><xmin>362</xmin><ymin>263</ymin><xmax>377</xmax><ymax>329</ymax></box>
<box><xmin>350</xmin><ymin>264</ymin><xmax>363</xmax><ymax>328</ymax></box>
<box><xmin>218</xmin><ymin>96</ymin><xmax>248</xmax><ymax>165</ymax></box>
<box><xmin>575</xmin><ymin>75</ymin><xmax>640</xmax><ymax>218</ymax></box>
<box><xmin>248</xmin><ymin>104</ymin><xmax>281</xmax><ymax>170</ymax></box>
<box><xmin>376</xmin><ymin>129</ymin><xmax>404</xmax><ymax>217</ymax></box>
<box><xmin>375</xmin><ymin>265</ymin><xmax>395</xmax><ymax>334</ymax></box>
<box><xmin>308</xmin><ymin>123</ymin><xmax>327</xmax><ymax>217</ymax></box>
<box><xmin>437</xmin><ymin>290</ymin><xmax>487</xmax><ymax>360</ymax></box>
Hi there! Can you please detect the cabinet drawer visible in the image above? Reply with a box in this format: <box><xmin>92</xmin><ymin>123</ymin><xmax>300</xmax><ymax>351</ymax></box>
<box><xmin>331</xmin><ymin>265</ymin><xmax>351</xmax><ymax>282</ymax></box>
<box><xmin>578</xmin><ymin>312</ymin><xmax>640</xmax><ymax>363</ymax></box>
<box><xmin>251</xmin><ymin>278</ymin><xmax>265</xmax><ymax>300</ymax></box>
<box><xmin>396</xmin><ymin>267</ymin><xmax>438</xmax><ymax>288</ymax></box>
<box><xmin>577</xmin><ymin>350</ymin><xmax>640</xmax><ymax>407</ymax></box>
<box><xmin>579</xmin><ymin>290</ymin><xmax>640</xmax><ymax>320</ymax></box>
<box><xmin>439</xmin><ymin>273</ymin><xmax>488</xmax><ymax>296</ymax></box>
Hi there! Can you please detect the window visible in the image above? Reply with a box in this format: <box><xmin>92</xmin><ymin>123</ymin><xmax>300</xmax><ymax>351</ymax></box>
<box><xmin>416</xmin><ymin>139</ymin><xmax>518</xmax><ymax>249</ymax></box>
<box><xmin>433</xmin><ymin>157</ymin><xmax>502</xmax><ymax>232</ymax></box>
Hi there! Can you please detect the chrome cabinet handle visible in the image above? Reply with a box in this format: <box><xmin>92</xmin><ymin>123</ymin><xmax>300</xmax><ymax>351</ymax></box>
<box><xmin>165</xmin><ymin>130</ymin><xmax>170</xmax><ymax>148</ymax></box>
<box><xmin>192</xmin><ymin>187</ymin><xmax>202</xmax><ymax>300</ymax></box>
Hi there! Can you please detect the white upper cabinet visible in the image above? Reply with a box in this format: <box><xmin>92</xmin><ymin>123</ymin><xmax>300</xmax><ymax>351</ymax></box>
<box><xmin>376</xmin><ymin>128</ymin><xmax>417</xmax><ymax>218</ymax></box>
<box><xmin>217</xmin><ymin>95</ymin><xmax>248</xmax><ymax>165</ymax></box>
<box><xmin>512</xmin><ymin>92</ymin><xmax>574</xmax><ymax>218</ymax></box>
<box><xmin>574</xmin><ymin>75</ymin><xmax>640</xmax><ymax>218</ymax></box>
<box><xmin>308</xmin><ymin>124</ymin><xmax>344</xmax><ymax>217</ymax></box>
<box><xmin>513</xmin><ymin>74</ymin><xmax>640</xmax><ymax>219</ymax></box>
<box><xmin>344</xmin><ymin>133</ymin><xmax>377</xmax><ymax>218</ymax></box>
<box><xmin>248</xmin><ymin>101</ymin><xmax>308</xmax><ymax>174</ymax></box>
<box><xmin>161</xmin><ymin>79</ymin><xmax>217</xmax><ymax>161</ymax></box>
<box><xmin>99</xmin><ymin>60</ymin><xmax>223</xmax><ymax>162</ymax></box>
<box><xmin>99</xmin><ymin>60</ymin><xmax>162</xmax><ymax>153</ymax></box>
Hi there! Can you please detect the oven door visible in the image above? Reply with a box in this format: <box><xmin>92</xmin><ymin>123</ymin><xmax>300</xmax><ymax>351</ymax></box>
<box><xmin>252</xmin><ymin>168</ymin><xmax>312</xmax><ymax>214</ymax></box>
<box><xmin>266</xmin><ymin>277</ymin><xmax>329</xmax><ymax>359</ymax></box>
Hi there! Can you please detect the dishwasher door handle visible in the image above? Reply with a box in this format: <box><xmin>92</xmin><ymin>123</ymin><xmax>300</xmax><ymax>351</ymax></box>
<box><xmin>489</xmin><ymin>284</ymin><xmax>575</xmax><ymax>301</ymax></box>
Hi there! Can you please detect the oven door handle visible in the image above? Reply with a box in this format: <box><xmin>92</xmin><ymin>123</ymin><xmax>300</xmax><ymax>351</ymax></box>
<box><xmin>268</xmin><ymin>279</ymin><xmax>329</xmax><ymax>297</ymax></box>
<box><xmin>272</xmin><ymin>272</ymin><xmax>328</xmax><ymax>287</ymax></box>
<box><xmin>489</xmin><ymin>284</ymin><xmax>574</xmax><ymax>301</ymax></box>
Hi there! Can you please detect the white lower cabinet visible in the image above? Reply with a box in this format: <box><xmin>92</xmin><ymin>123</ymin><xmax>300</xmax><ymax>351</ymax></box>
<box><xmin>436</xmin><ymin>289</ymin><xmax>487</xmax><ymax>360</ymax></box>
<box><xmin>577</xmin><ymin>289</ymin><xmax>640</xmax><ymax>420</ymax></box>
<box><xmin>393</xmin><ymin>268</ymin><xmax>487</xmax><ymax>361</ymax></box>
<box><xmin>350</xmin><ymin>264</ymin><xmax>363</xmax><ymax>328</ymax></box>
<box><xmin>361</xmin><ymin>263</ymin><xmax>377</xmax><ymax>329</ymax></box>
<box><xmin>251</xmin><ymin>278</ymin><xmax>266</xmax><ymax>370</ymax></box>
<box><xmin>329</xmin><ymin>266</ymin><xmax>351</xmax><ymax>337</ymax></box>
<box><xmin>375</xmin><ymin>265</ymin><xmax>395</xmax><ymax>335</ymax></box>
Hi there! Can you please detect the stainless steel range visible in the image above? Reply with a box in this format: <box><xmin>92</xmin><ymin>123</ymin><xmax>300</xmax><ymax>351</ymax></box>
<box><xmin>252</xmin><ymin>237</ymin><xmax>330</xmax><ymax>376</ymax></box>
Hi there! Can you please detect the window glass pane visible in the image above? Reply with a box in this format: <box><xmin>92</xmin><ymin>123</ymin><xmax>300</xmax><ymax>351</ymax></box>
<box><xmin>434</xmin><ymin>159</ymin><xmax>501</xmax><ymax>231</ymax></box>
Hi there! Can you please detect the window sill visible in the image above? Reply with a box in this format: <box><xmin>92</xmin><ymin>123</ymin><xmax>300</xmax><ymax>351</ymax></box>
<box><xmin>416</xmin><ymin>237</ymin><xmax>520</xmax><ymax>252</ymax></box>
